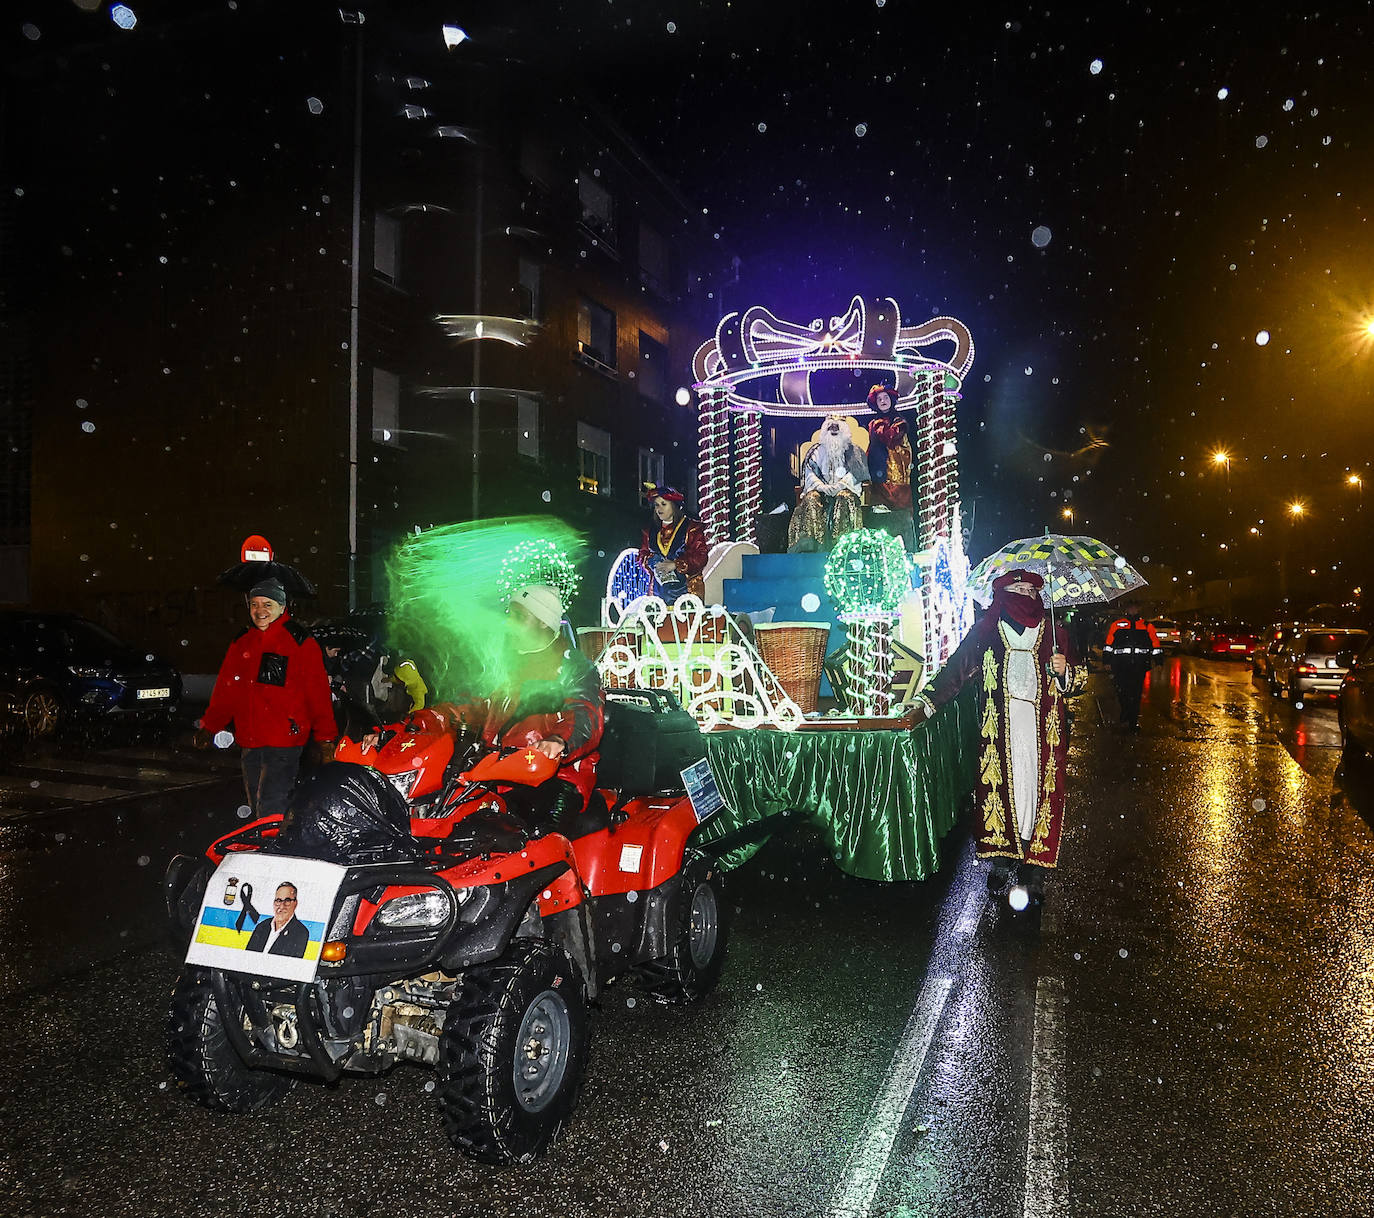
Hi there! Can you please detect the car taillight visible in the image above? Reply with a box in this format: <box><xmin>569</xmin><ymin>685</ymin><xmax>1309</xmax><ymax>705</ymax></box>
<box><xmin>1296</xmin><ymin>663</ymin><xmax>1317</xmax><ymax>674</ymax></box>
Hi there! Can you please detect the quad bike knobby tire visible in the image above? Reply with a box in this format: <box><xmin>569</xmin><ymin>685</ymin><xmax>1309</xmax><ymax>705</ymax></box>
<box><xmin>636</xmin><ymin>852</ymin><xmax>729</xmax><ymax>1004</ymax></box>
<box><xmin>166</xmin><ymin>968</ymin><xmax>295</xmax><ymax>1113</ymax></box>
<box><xmin>437</xmin><ymin>939</ymin><xmax>588</xmax><ymax>1164</ymax></box>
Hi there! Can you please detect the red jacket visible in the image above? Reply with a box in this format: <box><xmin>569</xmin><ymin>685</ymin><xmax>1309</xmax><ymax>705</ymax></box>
<box><xmin>202</xmin><ymin>615</ymin><xmax>337</xmax><ymax>749</ymax></box>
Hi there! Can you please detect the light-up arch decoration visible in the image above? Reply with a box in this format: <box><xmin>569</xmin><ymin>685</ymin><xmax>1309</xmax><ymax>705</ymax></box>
<box><xmin>689</xmin><ymin>294</ymin><xmax>975</xmax><ymax>669</ymax></box>
<box><xmin>593</xmin><ymin>595</ymin><xmax>806</xmax><ymax>732</ymax></box>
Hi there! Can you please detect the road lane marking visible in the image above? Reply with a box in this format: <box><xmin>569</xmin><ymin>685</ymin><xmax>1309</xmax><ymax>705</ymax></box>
<box><xmin>827</xmin><ymin>974</ymin><xmax>956</xmax><ymax>1218</ymax></box>
<box><xmin>1023</xmin><ymin>975</ymin><xmax>1067</xmax><ymax>1218</ymax></box>
<box><xmin>955</xmin><ymin>885</ymin><xmax>983</xmax><ymax>936</ymax></box>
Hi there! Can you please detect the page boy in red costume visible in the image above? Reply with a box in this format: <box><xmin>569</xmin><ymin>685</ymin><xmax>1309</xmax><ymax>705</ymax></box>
<box><xmin>637</xmin><ymin>483</ymin><xmax>708</xmax><ymax>601</ymax></box>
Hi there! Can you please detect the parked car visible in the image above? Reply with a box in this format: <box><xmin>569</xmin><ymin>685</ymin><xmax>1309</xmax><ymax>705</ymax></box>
<box><xmin>1180</xmin><ymin>619</ymin><xmax>1217</xmax><ymax>655</ymax></box>
<box><xmin>1253</xmin><ymin>621</ymin><xmax>1322</xmax><ymax>682</ymax></box>
<box><xmin>1338</xmin><ymin>637</ymin><xmax>1374</xmax><ymax>759</ymax></box>
<box><xmin>1270</xmin><ymin>628</ymin><xmax>1369</xmax><ymax>701</ymax></box>
<box><xmin>0</xmin><ymin>611</ymin><xmax>182</xmax><ymax>737</ymax></box>
<box><xmin>1150</xmin><ymin>618</ymin><xmax>1183</xmax><ymax>652</ymax></box>
<box><xmin>1199</xmin><ymin>623</ymin><xmax>1262</xmax><ymax>661</ymax></box>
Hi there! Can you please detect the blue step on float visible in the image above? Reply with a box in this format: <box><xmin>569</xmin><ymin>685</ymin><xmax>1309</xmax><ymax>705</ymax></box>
<box><xmin>721</xmin><ymin>551</ymin><xmax>842</xmax><ymax>696</ymax></box>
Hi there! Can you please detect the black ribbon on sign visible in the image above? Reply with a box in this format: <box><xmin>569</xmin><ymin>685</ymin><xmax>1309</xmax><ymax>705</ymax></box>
<box><xmin>235</xmin><ymin>883</ymin><xmax>264</xmax><ymax>932</ymax></box>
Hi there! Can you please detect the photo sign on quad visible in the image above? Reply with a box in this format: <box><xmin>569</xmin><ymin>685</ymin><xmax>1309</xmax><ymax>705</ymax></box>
<box><xmin>185</xmin><ymin>853</ymin><xmax>347</xmax><ymax>984</ymax></box>
<box><xmin>681</xmin><ymin>758</ymin><xmax>725</xmax><ymax>825</ymax></box>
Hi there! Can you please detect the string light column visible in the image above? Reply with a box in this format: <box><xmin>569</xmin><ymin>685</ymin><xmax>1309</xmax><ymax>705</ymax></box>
<box><xmin>733</xmin><ymin>409</ymin><xmax>762</xmax><ymax>547</ymax></box>
<box><xmin>696</xmin><ymin>387</ymin><xmax>732</xmax><ymax>544</ymax></box>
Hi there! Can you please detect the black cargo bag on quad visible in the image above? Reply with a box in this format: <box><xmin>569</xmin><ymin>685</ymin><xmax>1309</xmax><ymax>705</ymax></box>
<box><xmin>273</xmin><ymin>761</ymin><xmax>423</xmax><ymax>864</ymax></box>
<box><xmin>597</xmin><ymin>687</ymin><xmax>707</xmax><ymax>796</ymax></box>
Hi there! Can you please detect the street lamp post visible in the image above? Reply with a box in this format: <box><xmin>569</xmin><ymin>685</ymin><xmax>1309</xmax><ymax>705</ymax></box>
<box><xmin>1213</xmin><ymin>450</ymin><xmax>1233</xmax><ymax>617</ymax></box>
<box><xmin>1281</xmin><ymin>500</ymin><xmax>1306</xmax><ymax>606</ymax></box>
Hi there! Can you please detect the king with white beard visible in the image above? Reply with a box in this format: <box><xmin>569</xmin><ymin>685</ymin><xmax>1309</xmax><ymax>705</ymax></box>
<box><xmin>787</xmin><ymin>414</ymin><xmax>870</xmax><ymax>552</ymax></box>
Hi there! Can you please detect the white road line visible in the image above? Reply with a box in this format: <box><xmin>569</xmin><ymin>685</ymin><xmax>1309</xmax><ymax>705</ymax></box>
<box><xmin>1023</xmin><ymin>976</ymin><xmax>1067</xmax><ymax>1218</ymax></box>
<box><xmin>827</xmin><ymin>974</ymin><xmax>956</xmax><ymax>1218</ymax></box>
<box><xmin>955</xmin><ymin>884</ymin><xmax>983</xmax><ymax>936</ymax></box>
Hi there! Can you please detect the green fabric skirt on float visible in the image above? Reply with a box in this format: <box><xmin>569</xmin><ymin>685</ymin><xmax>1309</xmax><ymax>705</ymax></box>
<box><xmin>694</xmin><ymin>684</ymin><xmax>979</xmax><ymax>882</ymax></box>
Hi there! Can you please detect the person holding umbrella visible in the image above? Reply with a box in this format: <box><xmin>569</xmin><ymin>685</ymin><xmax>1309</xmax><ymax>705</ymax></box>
<box><xmin>912</xmin><ymin>569</ymin><xmax>1085</xmax><ymax>905</ymax></box>
<box><xmin>196</xmin><ymin>570</ymin><xmax>337</xmax><ymax>817</ymax></box>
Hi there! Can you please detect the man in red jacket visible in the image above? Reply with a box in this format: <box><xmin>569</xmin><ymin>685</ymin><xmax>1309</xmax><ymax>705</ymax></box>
<box><xmin>197</xmin><ymin>577</ymin><xmax>337</xmax><ymax>815</ymax></box>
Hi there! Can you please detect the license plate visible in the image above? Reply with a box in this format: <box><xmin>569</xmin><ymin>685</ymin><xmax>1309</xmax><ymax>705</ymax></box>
<box><xmin>1229</xmin><ymin>644</ymin><xmax>1245</xmax><ymax>650</ymax></box>
<box><xmin>137</xmin><ymin>687</ymin><xmax>171</xmax><ymax>700</ymax></box>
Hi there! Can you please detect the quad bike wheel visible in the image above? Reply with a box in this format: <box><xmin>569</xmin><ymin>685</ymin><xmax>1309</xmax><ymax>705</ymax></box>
<box><xmin>166</xmin><ymin>968</ymin><xmax>295</xmax><ymax>1113</ymax></box>
<box><xmin>437</xmin><ymin>939</ymin><xmax>588</xmax><ymax>1164</ymax></box>
<box><xmin>636</xmin><ymin>852</ymin><xmax>729</xmax><ymax>1004</ymax></box>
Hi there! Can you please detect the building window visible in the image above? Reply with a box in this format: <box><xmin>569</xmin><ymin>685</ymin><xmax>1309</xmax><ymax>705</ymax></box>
<box><xmin>373</xmin><ymin>213</ymin><xmax>400</xmax><ymax>282</ymax></box>
<box><xmin>578</xmin><ymin>172</ymin><xmax>616</xmax><ymax>249</ymax></box>
<box><xmin>372</xmin><ymin>368</ymin><xmax>400</xmax><ymax>444</ymax></box>
<box><xmin>639</xmin><ymin>222</ymin><xmax>668</xmax><ymax>292</ymax></box>
<box><xmin>638</xmin><ymin>331</ymin><xmax>668</xmax><ymax>403</ymax></box>
<box><xmin>576</xmin><ymin>422</ymin><xmax>611</xmax><ymax>496</ymax></box>
<box><xmin>576</xmin><ymin>297</ymin><xmax>616</xmax><ymax>369</ymax></box>
<box><xmin>516</xmin><ymin>258</ymin><xmax>541</xmax><ymax>320</ymax></box>
<box><xmin>638</xmin><ymin>447</ymin><xmax>665</xmax><ymax>491</ymax></box>
<box><xmin>517</xmin><ymin>395</ymin><xmax>540</xmax><ymax>460</ymax></box>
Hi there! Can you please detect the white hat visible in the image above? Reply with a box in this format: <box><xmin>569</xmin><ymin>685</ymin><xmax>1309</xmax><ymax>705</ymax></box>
<box><xmin>512</xmin><ymin>583</ymin><xmax>564</xmax><ymax>632</ymax></box>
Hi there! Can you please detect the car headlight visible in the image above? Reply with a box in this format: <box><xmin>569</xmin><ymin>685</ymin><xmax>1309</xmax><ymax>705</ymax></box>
<box><xmin>67</xmin><ymin>665</ymin><xmax>108</xmax><ymax>679</ymax></box>
<box><xmin>374</xmin><ymin>890</ymin><xmax>451</xmax><ymax>929</ymax></box>
<box><xmin>386</xmin><ymin>769</ymin><xmax>421</xmax><ymax>799</ymax></box>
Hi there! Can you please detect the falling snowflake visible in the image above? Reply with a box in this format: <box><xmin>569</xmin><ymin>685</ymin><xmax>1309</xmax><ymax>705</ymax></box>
<box><xmin>1031</xmin><ymin>225</ymin><xmax>1052</xmax><ymax>248</ymax></box>
<box><xmin>307</xmin><ymin>97</ymin><xmax>324</xmax><ymax>115</ymax></box>
<box><xmin>1089</xmin><ymin>59</ymin><xmax>1103</xmax><ymax>75</ymax></box>
<box><xmin>854</xmin><ymin>122</ymin><xmax>869</xmax><ymax>137</ymax></box>
<box><xmin>1256</xmin><ymin>330</ymin><xmax>1271</xmax><ymax>346</ymax></box>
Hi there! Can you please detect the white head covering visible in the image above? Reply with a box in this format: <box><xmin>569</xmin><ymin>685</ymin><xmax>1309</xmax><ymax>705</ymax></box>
<box><xmin>512</xmin><ymin>583</ymin><xmax>564</xmax><ymax>631</ymax></box>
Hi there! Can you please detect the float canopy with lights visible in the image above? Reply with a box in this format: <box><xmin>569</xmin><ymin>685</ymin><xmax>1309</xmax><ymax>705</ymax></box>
<box><xmin>687</xmin><ymin>294</ymin><xmax>977</xmax><ymax>669</ymax></box>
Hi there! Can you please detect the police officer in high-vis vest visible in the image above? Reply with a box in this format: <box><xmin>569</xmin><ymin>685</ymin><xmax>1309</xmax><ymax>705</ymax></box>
<box><xmin>1103</xmin><ymin>603</ymin><xmax>1162</xmax><ymax>732</ymax></box>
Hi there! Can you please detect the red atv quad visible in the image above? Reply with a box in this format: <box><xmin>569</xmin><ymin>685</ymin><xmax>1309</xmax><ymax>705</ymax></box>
<box><xmin>164</xmin><ymin>691</ymin><xmax>726</xmax><ymax>1164</ymax></box>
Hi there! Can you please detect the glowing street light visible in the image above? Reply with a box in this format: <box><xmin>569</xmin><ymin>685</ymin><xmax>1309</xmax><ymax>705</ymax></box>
<box><xmin>1288</xmin><ymin>500</ymin><xmax>1306</xmax><ymax>518</ymax></box>
<box><xmin>1212</xmin><ymin>449</ymin><xmax>1231</xmax><ymax>467</ymax></box>
<box><xmin>1062</xmin><ymin>506</ymin><xmax>1075</xmax><ymax>525</ymax></box>
<box><xmin>1348</xmin><ymin>473</ymin><xmax>1363</xmax><ymax>488</ymax></box>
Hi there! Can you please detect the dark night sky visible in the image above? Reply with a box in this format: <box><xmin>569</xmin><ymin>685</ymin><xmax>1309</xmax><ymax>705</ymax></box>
<box><xmin>9</xmin><ymin>0</ymin><xmax>1374</xmax><ymax>605</ymax></box>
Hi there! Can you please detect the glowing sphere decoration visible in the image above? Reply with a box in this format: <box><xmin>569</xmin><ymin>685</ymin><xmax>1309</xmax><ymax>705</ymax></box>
<box><xmin>497</xmin><ymin>538</ymin><xmax>581</xmax><ymax>607</ymax></box>
<box><xmin>823</xmin><ymin>529</ymin><xmax>911</xmax><ymax>618</ymax></box>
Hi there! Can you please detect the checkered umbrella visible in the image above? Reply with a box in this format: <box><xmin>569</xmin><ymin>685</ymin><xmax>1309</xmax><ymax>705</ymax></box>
<box><xmin>967</xmin><ymin>534</ymin><xmax>1146</xmax><ymax>609</ymax></box>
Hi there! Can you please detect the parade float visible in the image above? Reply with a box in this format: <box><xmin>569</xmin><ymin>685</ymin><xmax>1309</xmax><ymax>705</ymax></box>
<box><xmin>584</xmin><ymin>296</ymin><xmax>983</xmax><ymax>881</ymax></box>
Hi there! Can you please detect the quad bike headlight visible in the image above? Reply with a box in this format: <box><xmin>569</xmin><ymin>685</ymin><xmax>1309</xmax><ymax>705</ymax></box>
<box><xmin>375</xmin><ymin>890</ymin><xmax>450</xmax><ymax>929</ymax></box>
<box><xmin>386</xmin><ymin>769</ymin><xmax>421</xmax><ymax>799</ymax></box>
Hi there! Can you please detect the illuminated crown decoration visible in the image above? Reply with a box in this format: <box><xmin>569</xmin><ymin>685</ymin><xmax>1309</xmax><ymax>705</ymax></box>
<box><xmin>691</xmin><ymin>295</ymin><xmax>974</xmax><ymax>418</ymax></box>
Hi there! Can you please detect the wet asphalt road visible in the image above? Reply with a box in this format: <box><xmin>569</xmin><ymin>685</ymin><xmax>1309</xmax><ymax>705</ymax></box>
<box><xmin>2</xmin><ymin>656</ymin><xmax>1373</xmax><ymax>1218</ymax></box>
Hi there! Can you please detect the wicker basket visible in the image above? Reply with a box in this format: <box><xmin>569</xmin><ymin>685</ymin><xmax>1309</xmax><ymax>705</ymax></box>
<box><xmin>753</xmin><ymin>622</ymin><xmax>831</xmax><ymax>713</ymax></box>
<box><xmin>576</xmin><ymin>627</ymin><xmax>620</xmax><ymax>663</ymax></box>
